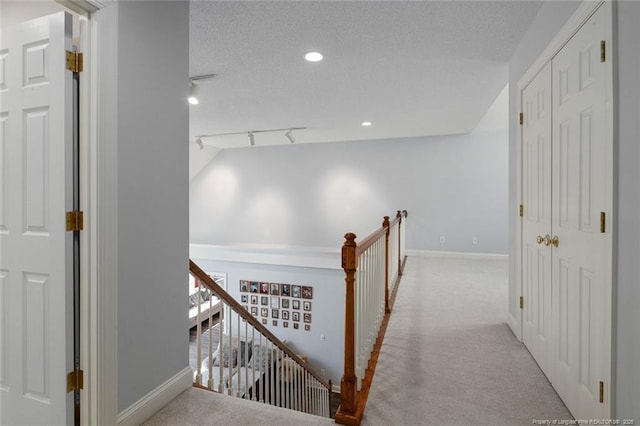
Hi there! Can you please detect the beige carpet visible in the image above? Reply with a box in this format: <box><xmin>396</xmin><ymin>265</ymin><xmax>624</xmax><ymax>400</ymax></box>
<box><xmin>143</xmin><ymin>255</ymin><xmax>572</xmax><ymax>425</ymax></box>
<box><xmin>361</xmin><ymin>255</ymin><xmax>572</xmax><ymax>425</ymax></box>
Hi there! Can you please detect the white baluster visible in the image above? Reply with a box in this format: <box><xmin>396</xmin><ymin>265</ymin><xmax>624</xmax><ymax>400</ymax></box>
<box><xmin>218</xmin><ymin>301</ymin><xmax>224</xmax><ymax>393</ymax></box>
<box><xmin>195</xmin><ymin>278</ymin><xmax>202</xmax><ymax>386</ymax></box>
<box><xmin>207</xmin><ymin>289</ymin><xmax>213</xmax><ymax>389</ymax></box>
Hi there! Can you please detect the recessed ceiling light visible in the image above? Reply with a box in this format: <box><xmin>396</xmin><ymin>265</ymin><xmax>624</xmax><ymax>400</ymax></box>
<box><xmin>361</xmin><ymin>121</ymin><xmax>372</xmax><ymax>127</ymax></box>
<box><xmin>305</xmin><ymin>51</ymin><xmax>324</xmax><ymax>62</ymax></box>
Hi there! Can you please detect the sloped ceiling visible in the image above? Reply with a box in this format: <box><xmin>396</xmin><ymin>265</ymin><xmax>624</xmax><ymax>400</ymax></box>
<box><xmin>189</xmin><ymin>1</ymin><xmax>542</xmax><ymax>150</ymax></box>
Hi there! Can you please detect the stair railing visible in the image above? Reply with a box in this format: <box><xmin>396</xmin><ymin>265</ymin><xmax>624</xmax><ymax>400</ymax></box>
<box><xmin>189</xmin><ymin>260</ymin><xmax>332</xmax><ymax>418</ymax></box>
<box><xmin>336</xmin><ymin>210</ymin><xmax>408</xmax><ymax>425</ymax></box>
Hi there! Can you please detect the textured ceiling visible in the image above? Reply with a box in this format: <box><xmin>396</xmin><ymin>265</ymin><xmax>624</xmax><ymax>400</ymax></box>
<box><xmin>189</xmin><ymin>1</ymin><xmax>542</xmax><ymax>149</ymax></box>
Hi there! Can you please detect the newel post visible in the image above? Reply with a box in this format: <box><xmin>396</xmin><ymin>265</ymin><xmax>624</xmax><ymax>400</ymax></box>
<box><xmin>383</xmin><ymin>216</ymin><xmax>391</xmax><ymax>314</ymax></box>
<box><xmin>340</xmin><ymin>233</ymin><xmax>358</xmax><ymax>416</ymax></box>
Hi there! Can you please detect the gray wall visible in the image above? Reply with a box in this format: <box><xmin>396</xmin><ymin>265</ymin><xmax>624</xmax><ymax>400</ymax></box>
<box><xmin>509</xmin><ymin>1</ymin><xmax>640</xmax><ymax>420</ymax></box>
<box><xmin>113</xmin><ymin>1</ymin><xmax>190</xmax><ymax>412</ymax></box>
<box><xmin>614</xmin><ymin>1</ymin><xmax>640</xmax><ymax>419</ymax></box>
<box><xmin>190</xmin><ymin>88</ymin><xmax>509</xmax><ymax>254</ymax></box>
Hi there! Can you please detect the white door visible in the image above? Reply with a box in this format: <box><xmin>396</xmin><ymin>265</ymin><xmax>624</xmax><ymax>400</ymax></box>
<box><xmin>0</xmin><ymin>12</ymin><xmax>75</xmax><ymax>425</ymax></box>
<box><xmin>551</xmin><ymin>2</ymin><xmax>612</xmax><ymax>418</ymax></box>
<box><xmin>521</xmin><ymin>62</ymin><xmax>553</xmax><ymax>378</ymax></box>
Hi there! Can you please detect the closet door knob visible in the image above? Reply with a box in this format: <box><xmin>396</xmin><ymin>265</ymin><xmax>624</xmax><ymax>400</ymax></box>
<box><xmin>551</xmin><ymin>236</ymin><xmax>559</xmax><ymax>248</ymax></box>
<box><xmin>543</xmin><ymin>235</ymin><xmax>552</xmax><ymax>246</ymax></box>
<box><xmin>537</xmin><ymin>235</ymin><xmax>544</xmax><ymax>244</ymax></box>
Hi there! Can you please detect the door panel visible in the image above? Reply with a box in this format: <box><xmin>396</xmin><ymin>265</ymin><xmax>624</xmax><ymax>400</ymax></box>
<box><xmin>521</xmin><ymin>62</ymin><xmax>552</xmax><ymax>378</ymax></box>
<box><xmin>0</xmin><ymin>12</ymin><xmax>74</xmax><ymax>425</ymax></box>
<box><xmin>551</xmin><ymin>1</ymin><xmax>611</xmax><ymax>418</ymax></box>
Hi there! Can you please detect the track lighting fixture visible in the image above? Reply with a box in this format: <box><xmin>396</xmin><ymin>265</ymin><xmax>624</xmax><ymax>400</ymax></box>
<box><xmin>196</xmin><ymin>126</ymin><xmax>306</xmax><ymax>147</ymax></box>
<box><xmin>285</xmin><ymin>129</ymin><xmax>296</xmax><ymax>144</ymax></box>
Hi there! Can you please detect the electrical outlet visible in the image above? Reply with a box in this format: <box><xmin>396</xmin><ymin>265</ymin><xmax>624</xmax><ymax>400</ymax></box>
<box><xmin>439</xmin><ymin>236</ymin><xmax>446</xmax><ymax>244</ymax></box>
<box><xmin>472</xmin><ymin>236</ymin><xmax>478</xmax><ymax>244</ymax></box>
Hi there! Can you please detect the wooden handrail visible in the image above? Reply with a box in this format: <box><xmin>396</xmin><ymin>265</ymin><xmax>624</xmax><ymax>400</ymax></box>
<box><xmin>189</xmin><ymin>259</ymin><xmax>331</xmax><ymax>390</ymax></box>
<box><xmin>355</xmin><ymin>212</ymin><xmax>404</xmax><ymax>257</ymax></box>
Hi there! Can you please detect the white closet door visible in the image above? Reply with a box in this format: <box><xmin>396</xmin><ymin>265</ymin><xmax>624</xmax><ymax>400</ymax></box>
<box><xmin>551</xmin><ymin>1</ymin><xmax>612</xmax><ymax>418</ymax></box>
<box><xmin>521</xmin><ymin>62</ymin><xmax>553</xmax><ymax>379</ymax></box>
<box><xmin>0</xmin><ymin>12</ymin><xmax>75</xmax><ymax>425</ymax></box>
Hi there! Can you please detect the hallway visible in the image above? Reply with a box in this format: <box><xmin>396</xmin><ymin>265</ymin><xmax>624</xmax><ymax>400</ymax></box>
<box><xmin>145</xmin><ymin>255</ymin><xmax>572</xmax><ymax>425</ymax></box>
<box><xmin>362</xmin><ymin>255</ymin><xmax>571</xmax><ymax>425</ymax></box>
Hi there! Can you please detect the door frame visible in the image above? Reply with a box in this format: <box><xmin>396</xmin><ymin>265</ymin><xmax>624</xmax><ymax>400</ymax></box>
<box><xmin>53</xmin><ymin>0</ymin><xmax>117</xmax><ymax>424</ymax></box>
<box><xmin>72</xmin><ymin>1</ymin><xmax>119</xmax><ymax>425</ymax></box>
<box><xmin>514</xmin><ymin>0</ymin><xmax>615</xmax><ymax>412</ymax></box>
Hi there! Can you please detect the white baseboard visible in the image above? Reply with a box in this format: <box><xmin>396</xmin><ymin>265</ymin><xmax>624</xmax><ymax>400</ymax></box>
<box><xmin>507</xmin><ymin>311</ymin><xmax>521</xmax><ymax>342</ymax></box>
<box><xmin>117</xmin><ymin>367</ymin><xmax>193</xmax><ymax>426</ymax></box>
<box><xmin>405</xmin><ymin>249</ymin><xmax>508</xmax><ymax>261</ymax></box>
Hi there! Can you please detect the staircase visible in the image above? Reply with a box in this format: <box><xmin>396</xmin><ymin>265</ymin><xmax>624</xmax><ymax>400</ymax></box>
<box><xmin>189</xmin><ymin>260</ymin><xmax>332</xmax><ymax>418</ymax></box>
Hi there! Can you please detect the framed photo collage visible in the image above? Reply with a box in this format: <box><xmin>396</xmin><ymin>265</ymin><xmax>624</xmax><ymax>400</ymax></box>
<box><xmin>239</xmin><ymin>280</ymin><xmax>313</xmax><ymax>331</ymax></box>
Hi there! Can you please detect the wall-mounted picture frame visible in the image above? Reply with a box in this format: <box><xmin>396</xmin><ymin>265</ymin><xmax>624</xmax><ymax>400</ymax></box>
<box><xmin>305</xmin><ymin>324</ymin><xmax>311</xmax><ymax>331</ymax></box>
<box><xmin>292</xmin><ymin>312</ymin><xmax>300</xmax><ymax>322</ymax></box>
<box><xmin>250</xmin><ymin>307</ymin><xmax>258</xmax><ymax>316</ymax></box>
<box><xmin>250</xmin><ymin>282</ymin><xmax>259</xmax><ymax>293</ymax></box>
<box><xmin>260</xmin><ymin>282</ymin><xmax>269</xmax><ymax>294</ymax></box>
<box><xmin>292</xmin><ymin>285</ymin><xmax>301</xmax><ymax>298</ymax></box>
<box><xmin>240</xmin><ymin>281</ymin><xmax>248</xmax><ymax>292</ymax></box>
<box><xmin>282</xmin><ymin>310</ymin><xmax>289</xmax><ymax>320</ymax></box>
<box><xmin>262</xmin><ymin>318</ymin><xmax>267</xmax><ymax>325</ymax></box>
<box><xmin>303</xmin><ymin>301</ymin><xmax>311</xmax><ymax>311</ymax></box>
<box><xmin>261</xmin><ymin>307</ymin><xmax>268</xmax><ymax>317</ymax></box>
<box><xmin>281</xmin><ymin>284</ymin><xmax>290</xmax><ymax>297</ymax></box>
<box><xmin>283</xmin><ymin>321</ymin><xmax>289</xmax><ymax>328</ymax></box>
<box><xmin>270</xmin><ymin>283</ymin><xmax>280</xmax><ymax>295</ymax></box>
<box><xmin>272</xmin><ymin>320</ymin><xmax>278</xmax><ymax>326</ymax></box>
<box><xmin>282</xmin><ymin>298</ymin><xmax>290</xmax><ymax>309</ymax></box>
<box><xmin>292</xmin><ymin>300</ymin><xmax>300</xmax><ymax>310</ymax></box>
<box><xmin>272</xmin><ymin>309</ymin><xmax>279</xmax><ymax>319</ymax></box>
<box><xmin>241</xmin><ymin>294</ymin><xmax>248</xmax><ymax>303</ymax></box>
<box><xmin>250</xmin><ymin>295</ymin><xmax>258</xmax><ymax>305</ymax></box>
<box><xmin>261</xmin><ymin>296</ymin><xmax>268</xmax><ymax>306</ymax></box>
<box><xmin>293</xmin><ymin>323</ymin><xmax>299</xmax><ymax>329</ymax></box>
<box><xmin>302</xmin><ymin>286</ymin><xmax>313</xmax><ymax>299</ymax></box>
<box><xmin>271</xmin><ymin>297</ymin><xmax>280</xmax><ymax>309</ymax></box>
<box><xmin>303</xmin><ymin>313</ymin><xmax>311</xmax><ymax>323</ymax></box>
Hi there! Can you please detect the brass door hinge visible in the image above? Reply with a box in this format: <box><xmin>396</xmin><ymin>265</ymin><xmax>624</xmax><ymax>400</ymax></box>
<box><xmin>66</xmin><ymin>50</ymin><xmax>83</xmax><ymax>73</ymax></box>
<box><xmin>519</xmin><ymin>112</ymin><xmax>524</xmax><ymax>126</ymax></box>
<box><xmin>599</xmin><ymin>381</ymin><xmax>604</xmax><ymax>403</ymax></box>
<box><xmin>600</xmin><ymin>212</ymin><xmax>606</xmax><ymax>233</ymax></box>
<box><xmin>66</xmin><ymin>211</ymin><xmax>84</xmax><ymax>231</ymax></box>
<box><xmin>519</xmin><ymin>296</ymin><xmax>524</xmax><ymax>310</ymax></box>
<box><xmin>67</xmin><ymin>369</ymin><xmax>84</xmax><ymax>393</ymax></box>
<box><xmin>519</xmin><ymin>204</ymin><xmax>524</xmax><ymax>217</ymax></box>
<box><xmin>600</xmin><ymin>41</ymin><xmax>606</xmax><ymax>63</ymax></box>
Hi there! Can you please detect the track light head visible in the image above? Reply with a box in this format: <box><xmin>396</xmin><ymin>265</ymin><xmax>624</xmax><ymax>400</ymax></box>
<box><xmin>285</xmin><ymin>129</ymin><xmax>296</xmax><ymax>144</ymax></box>
<box><xmin>248</xmin><ymin>132</ymin><xmax>255</xmax><ymax>146</ymax></box>
<box><xmin>188</xmin><ymin>81</ymin><xmax>199</xmax><ymax>105</ymax></box>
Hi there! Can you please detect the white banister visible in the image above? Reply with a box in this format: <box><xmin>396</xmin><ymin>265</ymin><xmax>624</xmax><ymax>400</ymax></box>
<box><xmin>337</xmin><ymin>210</ymin><xmax>407</xmax><ymax>424</ymax></box>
